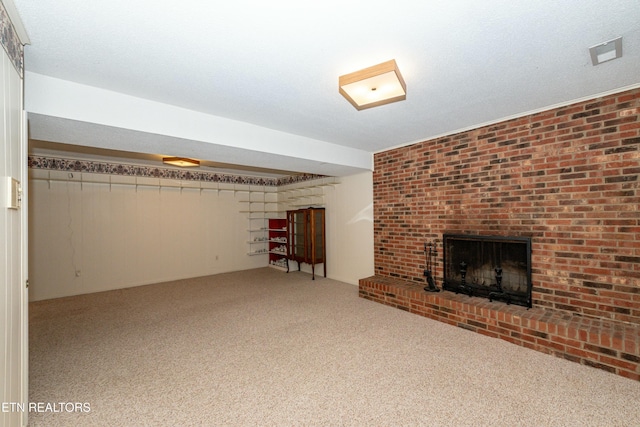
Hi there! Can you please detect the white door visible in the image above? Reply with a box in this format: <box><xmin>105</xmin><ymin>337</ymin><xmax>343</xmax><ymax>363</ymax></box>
<box><xmin>0</xmin><ymin>47</ymin><xmax>27</xmax><ymax>427</ymax></box>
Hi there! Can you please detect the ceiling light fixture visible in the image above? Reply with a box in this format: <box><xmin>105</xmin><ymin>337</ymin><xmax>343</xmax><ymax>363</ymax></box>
<box><xmin>589</xmin><ymin>36</ymin><xmax>622</xmax><ymax>66</ymax></box>
<box><xmin>162</xmin><ymin>157</ymin><xmax>200</xmax><ymax>167</ymax></box>
<box><xmin>339</xmin><ymin>59</ymin><xmax>406</xmax><ymax>110</ymax></box>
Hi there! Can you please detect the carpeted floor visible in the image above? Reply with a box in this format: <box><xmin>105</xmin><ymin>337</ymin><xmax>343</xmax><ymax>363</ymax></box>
<box><xmin>28</xmin><ymin>268</ymin><xmax>640</xmax><ymax>426</ymax></box>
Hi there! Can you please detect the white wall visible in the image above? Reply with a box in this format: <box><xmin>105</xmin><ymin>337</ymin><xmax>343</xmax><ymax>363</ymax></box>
<box><xmin>28</xmin><ymin>173</ymin><xmax>268</xmax><ymax>301</ymax></box>
<box><xmin>324</xmin><ymin>171</ymin><xmax>374</xmax><ymax>285</ymax></box>
<box><xmin>28</xmin><ymin>169</ymin><xmax>375</xmax><ymax>300</ymax></box>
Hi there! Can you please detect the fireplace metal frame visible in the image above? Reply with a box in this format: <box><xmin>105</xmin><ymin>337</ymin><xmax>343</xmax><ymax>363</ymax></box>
<box><xmin>442</xmin><ymin>233</ymin><xmax>532</xmax><ymax>308</ymax></box>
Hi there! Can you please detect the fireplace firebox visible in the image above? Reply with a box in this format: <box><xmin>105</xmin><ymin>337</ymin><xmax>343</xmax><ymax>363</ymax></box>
<box><xmin>442</xmin><ymin>234</ymin><xmax>532</xmax><ymax>308</ymax></box>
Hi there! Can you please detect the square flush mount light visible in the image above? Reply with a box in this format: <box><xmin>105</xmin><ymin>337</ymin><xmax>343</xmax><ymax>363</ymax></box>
<box><xmin>163</xmin><ymin>157</ymin><xmax>200</xmax><ymax>167</ymax></box>
<box><xmin>589</xmin><ymin>36</ymin><xmax>622</xmax><ymax>66</ymax></box>
<box><xmin>339</xmin><ymin>59</ymin><xmax>406</xmax><ymax>110</ymax></box>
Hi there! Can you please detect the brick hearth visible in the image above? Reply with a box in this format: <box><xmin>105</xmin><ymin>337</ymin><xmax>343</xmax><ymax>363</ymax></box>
<box><xmin>360</xmin><ymin>275</ymin><xmax>640</xmax><ymax>380</ymax></box>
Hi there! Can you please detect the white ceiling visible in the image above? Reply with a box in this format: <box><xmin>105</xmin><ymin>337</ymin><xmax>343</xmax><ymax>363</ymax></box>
<box><xmin>13</xmin><ymin>0</ymin><xmax>640</xmax><ymax>176</ymax></box>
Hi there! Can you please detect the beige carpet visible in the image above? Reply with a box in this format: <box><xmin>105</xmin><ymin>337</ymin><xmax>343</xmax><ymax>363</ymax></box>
<box><xmin>28</xmin><ymin>268</ymin><xmax>640</xmax><ymax>426</ymax></box>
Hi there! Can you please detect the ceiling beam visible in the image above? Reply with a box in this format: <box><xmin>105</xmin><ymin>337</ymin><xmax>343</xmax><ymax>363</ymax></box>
<box><xmin>24</xmin><ymin>72</ymin><xmax>372</xmax><ymax>176</ymax></box>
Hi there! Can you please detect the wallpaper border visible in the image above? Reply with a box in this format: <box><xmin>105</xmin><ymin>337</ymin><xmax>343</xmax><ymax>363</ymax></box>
<box><xmin>0</xmin><ymin>1</ymin><xmax>23</xmax><ymax>78</ymax></box>
<box><xmin>28</xmin><ymin>155</ymin><xmax>326</xmax><ymax>187</ymax></box>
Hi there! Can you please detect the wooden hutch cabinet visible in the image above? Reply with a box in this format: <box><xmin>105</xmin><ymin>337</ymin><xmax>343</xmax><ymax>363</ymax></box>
<box><xmin>286</xmin><ymin>208</ymin><xmax>326</xmax><ymax>280</ymax></box>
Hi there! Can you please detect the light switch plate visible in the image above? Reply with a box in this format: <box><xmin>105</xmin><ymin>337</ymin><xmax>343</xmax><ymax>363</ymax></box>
<box><xmin>7</xmin><ymin>177</ymin><xmax>20</xmax><ymax>209</ymax></box>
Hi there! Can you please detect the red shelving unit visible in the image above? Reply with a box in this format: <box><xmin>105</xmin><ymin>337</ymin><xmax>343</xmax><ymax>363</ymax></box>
<box><xmin>268</xmin><ymin>218</ymin><xmax>288</xmax><ymax>271</ymax></box>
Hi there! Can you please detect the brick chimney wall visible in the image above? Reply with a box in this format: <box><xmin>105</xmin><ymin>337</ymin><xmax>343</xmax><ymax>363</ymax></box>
<box><xmin>373</xmin><ymin>88</ymin><xmax>640</xmax><ymax>325</ymax></box>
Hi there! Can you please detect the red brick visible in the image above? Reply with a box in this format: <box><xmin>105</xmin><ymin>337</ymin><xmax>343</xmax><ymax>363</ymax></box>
<box><xmin>565</xmin><ymin>346</ymin><xmax>599</xmax><ymax>361</ymax></box>
<box><xmin>550</xmin><ymin>335</ymin><xmax>582</xmax><ymax>349</ymax></box>
<box><xmin>619</xmin><ymin>370</ymin><xmax>640</xmax><ymax>381</ymax></box>
<box><xmin>598</xmin><ymin>355</ymin><xmax>638</xmax><ymax>372</ymax></box>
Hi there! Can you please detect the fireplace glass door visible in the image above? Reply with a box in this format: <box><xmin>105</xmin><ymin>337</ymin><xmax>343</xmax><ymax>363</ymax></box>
<box><xmin>442</xmin><ymin>234</ymin><xmax>532</xmax><ymax>308</ymax></box>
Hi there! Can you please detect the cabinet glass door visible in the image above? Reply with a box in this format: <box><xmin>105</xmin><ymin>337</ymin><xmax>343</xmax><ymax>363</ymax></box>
<box><xmin>313</xmin><ymin>209</ymin><xmax>324</xmax><ymax>263</ymax></box>
<box><xmin>293</xmin><ymin>211</ymin><xmax>306</xmax><ymax>259</ymax></box>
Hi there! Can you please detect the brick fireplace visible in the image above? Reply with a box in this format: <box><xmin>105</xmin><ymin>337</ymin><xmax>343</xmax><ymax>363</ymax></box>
<box><xmin>360</xmin><ymin>87</ymin><xmax>640</xmax><ymax>380</ymax></box>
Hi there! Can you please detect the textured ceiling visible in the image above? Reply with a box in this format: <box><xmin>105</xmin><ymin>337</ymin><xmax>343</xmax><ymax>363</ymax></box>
<box><xmin>13</xmin><ymin>0</ymin><xmax>640</xmax><ymax>176</ymax></box>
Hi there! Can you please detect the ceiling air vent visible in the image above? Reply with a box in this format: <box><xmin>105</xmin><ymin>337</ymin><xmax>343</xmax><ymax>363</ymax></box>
<box><xmin>589</xmin><ymin>36</ymin><xmax>622</xmax><ymax>66</ymax></box>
